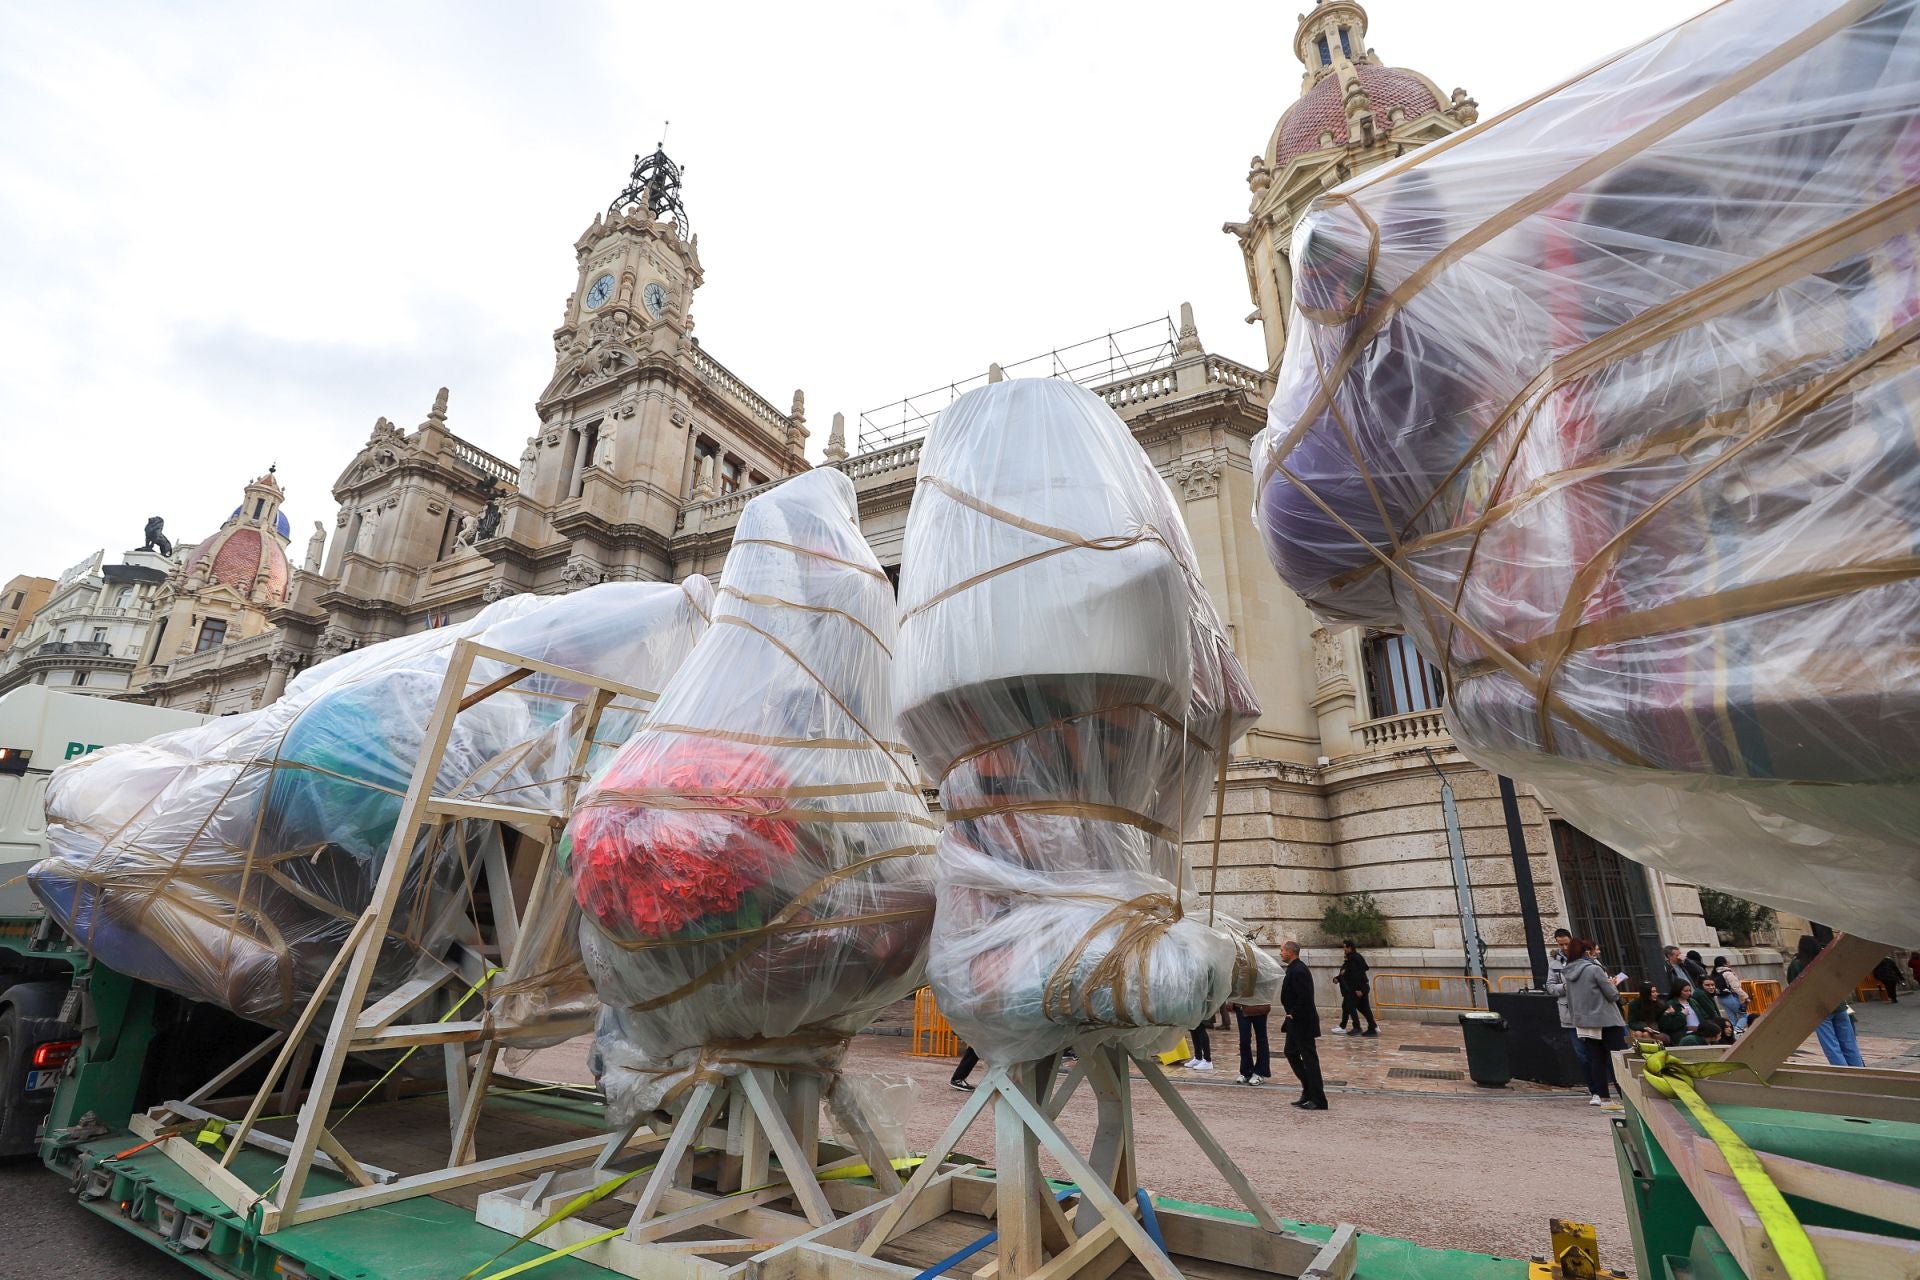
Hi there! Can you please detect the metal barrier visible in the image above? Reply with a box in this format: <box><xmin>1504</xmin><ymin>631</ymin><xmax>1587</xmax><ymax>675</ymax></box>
<box><xmin>1745</xmin><ymin>979</ymin><xmax>1782</xmax><ymax>1014</ymax></box>
<box><xmin>1370</xmin><ymin>972</ymin><xmax>1491</xmax><ymax>1012</ymax></box>
<box><xmin>910</xmin><ymin>986</ymin><xmax>961</xmax><ymax>1057</ymax></box>
<box><xmin>1496</xmin><ymin>974</ymin><xmax>1535</xmax><ymax>992</ymax></box>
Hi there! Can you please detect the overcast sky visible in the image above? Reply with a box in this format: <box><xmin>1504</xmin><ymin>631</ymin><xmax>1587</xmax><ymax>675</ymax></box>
<box><xmin>0</xmin><ymin>0</ymin><xmax>1707</xmax><ymax>575</ymax></box>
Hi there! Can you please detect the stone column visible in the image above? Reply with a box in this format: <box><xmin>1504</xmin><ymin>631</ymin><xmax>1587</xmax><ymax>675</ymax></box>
<box><xmin>261</xmin><ymin>652</ymin><xmax>293</xmax><ymax>706</ymax></box>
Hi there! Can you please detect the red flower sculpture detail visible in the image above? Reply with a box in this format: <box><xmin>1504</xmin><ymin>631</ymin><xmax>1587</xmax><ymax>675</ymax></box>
<box><xmin>570</xmin><ymin>740</ymin><xmax>796</xmax><ymax>940</ymax></box>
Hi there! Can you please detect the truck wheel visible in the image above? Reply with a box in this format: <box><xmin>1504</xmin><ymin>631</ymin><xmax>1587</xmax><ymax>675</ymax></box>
<box><xmin>0</xmin><ymin>999</ymin><xmax>74</xmax><ymax>1157</ymax></box>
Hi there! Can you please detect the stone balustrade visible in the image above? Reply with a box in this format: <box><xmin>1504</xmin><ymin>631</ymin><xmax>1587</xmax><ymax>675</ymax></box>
<box><xmin>689</xmin><ymin>345</ymin><xmax>795</xmax><ymax>438</ymax></box>
<box><xmin>452</xmin><ymin>437</ymin><xmax>520</xmax><ymax>487</ymax></box>
<box><xmin>1205</xmin><ymin>355</ymin><xmax>1265</xmax><ymax>392</ymax></box>
<box><xmin>827</xmin><ymin>436</ymin><xmax>923</xmax><ymax>482</ymax></box>
<box><xmin>1097</xmin><ymin>368</ymin><xmax>1177</xmax><ymax>409</ymax></box>
<box><xmin>159</xmin><ymin>629</ymin><xmax>279</xmax><ymax>679</ymax></box>
<box><xmin>1355</xmin><ymin>708</ymin><xmax>1452</xmax><ymax>751</ymax></box>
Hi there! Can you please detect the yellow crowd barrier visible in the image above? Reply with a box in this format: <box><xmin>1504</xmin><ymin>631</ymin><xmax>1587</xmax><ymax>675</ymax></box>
<box><xmin>910</xmin><ymin>986</ymin><xmax>961</xmax><ymax>1058</ymax></box>
<box><xmin>1370</xmin><ymin>972</ymin><xmax>1491</xmax><ymax>1012</ymax></box>
<box><xmin>1745</xmin><ymin>979</ymin><xmax>1782</xmax><ymax>1015</ymax></box>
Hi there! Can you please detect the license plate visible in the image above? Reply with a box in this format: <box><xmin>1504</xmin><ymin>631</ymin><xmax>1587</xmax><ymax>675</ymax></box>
<box><xmin>23</xmin><ymin>1069</ymin><xmax>57</xmax><ymax>1092</ymax></box>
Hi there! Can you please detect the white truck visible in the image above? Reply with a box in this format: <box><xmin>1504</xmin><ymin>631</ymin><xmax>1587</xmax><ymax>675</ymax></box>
<box><xmin>0</xmin><ymin>686</ymin><xmax>208</xmax><ymax>916</ymax></box>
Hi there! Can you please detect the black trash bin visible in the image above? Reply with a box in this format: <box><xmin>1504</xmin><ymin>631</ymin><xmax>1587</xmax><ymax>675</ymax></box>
<box><xmin>1458</xmin><ymin>1011</ymin><xmax>1511</xmax><ymax>1088</ymax></box>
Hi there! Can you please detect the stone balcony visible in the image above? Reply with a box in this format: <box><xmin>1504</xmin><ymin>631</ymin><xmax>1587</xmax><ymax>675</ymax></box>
<box><xmin>1353</xmin><ymin>707</ymin><xmax>1451</xmax><ymax>752</ymax></box>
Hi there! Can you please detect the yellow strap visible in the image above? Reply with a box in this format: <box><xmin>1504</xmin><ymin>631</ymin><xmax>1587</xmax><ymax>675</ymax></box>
<box><xmin>1634</xmin><ymin>1045</ymin><xmax>1824</xmax><ymax>1280</ymax></box>
<box><xmin>460</xmin><ymin>1163</ymin><xmax>655</xmax><ymax>1280</ymax></box>
<box><xmin>194</xmin><ymin>1117</ymin><xmax>229</xmax><ymax>1152</ymax></box>
<box><xmin>472</xmin><ymin>1226</ymin><xmax>624</xmax><ymax>1280</ymax></box>
<box><xmin>817</xmin><ymin>1156</ymin><xmax>925</xmax><ymax>1183</ymax></box>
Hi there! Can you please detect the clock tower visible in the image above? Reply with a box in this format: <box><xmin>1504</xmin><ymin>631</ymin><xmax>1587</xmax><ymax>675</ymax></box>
<box><xmin>496</xmin><ymin>147</ymin><xmax>808</xmax><ymax>589</ymax></box>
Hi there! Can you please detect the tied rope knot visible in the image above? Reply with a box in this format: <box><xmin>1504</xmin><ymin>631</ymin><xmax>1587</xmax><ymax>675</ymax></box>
<box><xmin>1632</xmin><ymin>1043</ymin><xmax>1823</xmax><ymax>1280</ymax></box>
<box><xmin>1041</xmin><ymin>891</ymin><xmax>1184</xmax><ymax>1029</ymax></box>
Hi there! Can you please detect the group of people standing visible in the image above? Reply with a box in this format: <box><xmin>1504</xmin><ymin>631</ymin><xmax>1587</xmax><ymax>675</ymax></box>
<box><xmin>1181</xmin><ymin>939</ymin><xmax>1380</xmax><ymax>1110</ymax></box>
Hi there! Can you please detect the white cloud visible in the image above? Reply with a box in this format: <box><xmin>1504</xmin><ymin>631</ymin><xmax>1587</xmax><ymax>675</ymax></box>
<box><xmin>0</xmin><ymin>0</ymin><xmax>1703</xmax><ymax>573</ymax></box>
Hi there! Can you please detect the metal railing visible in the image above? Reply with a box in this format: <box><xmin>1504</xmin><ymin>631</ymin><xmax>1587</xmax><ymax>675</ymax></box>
<box><xmin>34</xmin><ymin>639</ymin><xmax>112</xmax><ymax>658</ymax></box>
<box><xmin>910</xmin><ymin>986</ymin><xmax>961</xmax><ymax>1058</ymax></box>
<box><xmin>1370</xmin><ymin>972</ymin><xmax>1491</xmax><ymax>1012</ymax></box>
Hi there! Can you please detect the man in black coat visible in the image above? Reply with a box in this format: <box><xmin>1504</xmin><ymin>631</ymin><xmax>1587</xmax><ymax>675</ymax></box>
<box><xmin>1279</xmin><ymin>940</ymin><xmax>1328</xmax><ymax>1110</ymax></box>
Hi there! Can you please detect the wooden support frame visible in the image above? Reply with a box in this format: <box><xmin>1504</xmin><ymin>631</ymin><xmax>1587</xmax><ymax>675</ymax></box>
<box><xmin>145</xmin><ymin>639</ymin><xmax>661</xmax><ymax>1231</ymax></box>
<box><xmin>1617</xmin><ymin>932</ymin><xmax>1920</xmax><ymax>1280</ymax></box>
<box><xmin>829</xmin><ymin>1042</ymin><xmax>1347</xmax><ymax>1280</ymax></box>
<box><xmin>471</xmin><ymin>1066</ymin><xmax>911</xmax><ymax>1280</ymax></box>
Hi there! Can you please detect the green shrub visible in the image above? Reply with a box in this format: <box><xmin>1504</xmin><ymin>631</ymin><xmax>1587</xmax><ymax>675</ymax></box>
<box><xmin>1698</xmin><ymin>887</ymin><xmax>1775</xmax><ymax>944</ymax></box>
<box><xmin>1322</xmin><ymin>892</ymin><xmax>1388</xmax><ymax>947</ymax></box>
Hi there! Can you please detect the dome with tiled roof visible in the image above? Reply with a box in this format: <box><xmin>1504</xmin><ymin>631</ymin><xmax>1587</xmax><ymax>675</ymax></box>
<box><xmin>1271</xmin><ymin>62</ymin><xmax>1443</xmax><ymax>166</ymax></box>
<box><xmin>183</xmin><ymin>471</ymin><xmax>292</xmax><ymax>603</ymax></box>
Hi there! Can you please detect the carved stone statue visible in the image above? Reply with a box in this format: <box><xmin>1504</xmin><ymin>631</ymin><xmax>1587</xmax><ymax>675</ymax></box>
<box><xmin>519</xmin><ymin>436</ymin><xmax>541</xmax><ymax>490</ymax></box>
<box><xmin>303</xmin><ymin>521</ymin><xmax>327</xmax><ymax>573</ymax></box>
<box><xmin>451</xmin><ymin>512</ymin><xmax>478</xmax><ymax>553</ymax></box>
<box><xmin>141</xmin><ymin>517</ymin><xmax>173</xmax><ymax>557</ymax></box>
<box><xmin>475</xmin><ymin>499</ymin><xmax>502</xmax><ymax>542</ymax></box>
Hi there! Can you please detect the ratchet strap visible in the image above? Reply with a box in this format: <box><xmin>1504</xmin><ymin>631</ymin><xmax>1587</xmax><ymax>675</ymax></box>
<box><xmin>1634</xmin><ymin>1044</ymin><xmax>1822</xmax><ymax>1280</ymax></box>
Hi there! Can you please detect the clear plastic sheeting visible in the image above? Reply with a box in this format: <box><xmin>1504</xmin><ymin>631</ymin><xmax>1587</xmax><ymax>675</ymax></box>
<box><xmin>1250</xmin><ymin>0</ymin><xmax>1920</xmax><ymax>943</ymax></box>
<box><xmin>569</xmin><ymin>469</ymin><xmax>936</xmax><ymax>1125</ymax></box>
<box><xmin>30</xmin><ymin>580</ymin><xmax>712</xmax><ymax>1030</ymax></box>
<box><xmin>897</xmin><ymin>378</ymin><xmax>1277</xmax><ymax>1065</ymax></box>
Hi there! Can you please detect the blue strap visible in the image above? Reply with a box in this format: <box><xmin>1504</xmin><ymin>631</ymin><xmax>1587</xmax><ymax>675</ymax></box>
<box><xmin>1134</xmin><ymin>1189</ymin><xmax>1169</xmax><ymax>1257</ymax></box>
<box><xmin>910</xmin><ymin>1186</ymin><xmax>1079</xmax><ymax>1280</ymax></box>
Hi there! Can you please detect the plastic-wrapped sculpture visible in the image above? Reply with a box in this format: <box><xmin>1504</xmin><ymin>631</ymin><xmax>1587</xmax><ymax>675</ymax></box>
<box><xmin>896</xmin><ymin>378</ymin><xmax>1277</xmax><ymax>1065</ymax></box>
<box><xmin>31</xmin><ymin>580</ymin><xmax>712</xmax><ymax>1026</ymax></box>
<box><xmin>571</xmin><ymin>469</ymin><xmax>936</xmax><ymax>1124</ymax></box>
<box><xmin>1252</xmin><ymin>0</ymin><xmax>1920</xmax><ymax>944</ymax></box>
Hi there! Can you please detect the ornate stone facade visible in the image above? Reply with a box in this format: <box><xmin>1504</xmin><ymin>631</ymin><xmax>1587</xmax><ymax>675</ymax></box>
<box><xmin>134</xmin><ymin>35</ymin><xmax>1739</xmax><ymax>986</ymax></box>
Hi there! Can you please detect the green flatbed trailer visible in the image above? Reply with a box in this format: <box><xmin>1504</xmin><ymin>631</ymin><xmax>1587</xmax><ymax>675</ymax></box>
<box><xmin>7</xmin><ymin>922</ymin><xmax>1540</xmax><ymax>1280</ymax></box>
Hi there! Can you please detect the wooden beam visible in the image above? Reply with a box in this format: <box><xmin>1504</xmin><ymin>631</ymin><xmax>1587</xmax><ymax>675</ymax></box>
<box><xmin>276</xmin><ymin>639</ymin><xmax>483</xmax><ymax>1218</ymax></box>
<box><xmin>1131</xmin><ymin>1054</ymin><xmax>1287</xmax><ymax>1233</ymax></box>
<box><xmin>1695</xmin><ymin>1142</ymin><xmax>1920</xmax><ymax>1235</ymax></box>
<box><xmin>742</xmin><ymin>1069</ymin><xmax>835</xmax><ymax>1228</ymax></box>
<box><xmin>625</xmin><ymin>1184</ymin><xmax>794</xmax><ymax>1243</ymax></box>
<box><xmin>222</xmin><ymin>909</ymin><xmax>375</xmax><ymax>1169</ymax></box>
<box><xmin>995</xmin><ymin>1068</ymin><xmax>1184</xmax><ymax>1280</ymax></box>
<box><xmin>350</xmin><ymin>1019</ymin><xmax>487</xmax><ymax>1049</ymax></box>
<box><xmin>1731</xmin><ymin>933</ymin><xmax>1889</xmax><ymax>1078</ymax></box>
<box><xmin>354</xmin><ymin>970</ymin><xmax>454</xmax><ymax>1033</ymax></box>
<box><xmin>315</xmin><ymin>1129</ymin><xmax>375</xmax><ymax>1189</ymax></box>
<box><xmin>462</xmin><ymin>643</ymin><xmax>662</xmax><ymax>707</ymax></box>
<box><xmin>129</xmin><ymin>1113</ymin><xmax>281</xmax><ymax>1233</ymax></box>
<box><xmin>855</xmin><ymin>1069</ymin><xmax>995</xmax><ymax>1254</ymax></box>
<box><xmin>995</xmin><ymin>1064</ymin><xmax>1045</xmax><ymax>1280</ymax></box>
<box><xmin>1154</xmin><ymin>1207</ymin><xmax>1323</xmax><ymax>1275</ymax></box>
<box><xmin>1301</xmin><ymin>1223</ymin><xmax>1359</xmax><ymax>1280</ymax></box>
<box><xmin>287</xmin><ymin>1130</ymin><xmax>655</xmax><ymax>1227</ymax></box>
<box><xmin>628</xmin><ymin>1080</ymin><xmax>721</xmax><ymax>1227</ymax></box>
<box><xmin>184</xmin><ymin>1031</ymin><xmax>286</xmax><ymax>1106</ymax></box>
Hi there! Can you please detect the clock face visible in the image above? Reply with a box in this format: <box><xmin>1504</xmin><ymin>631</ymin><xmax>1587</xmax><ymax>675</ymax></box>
<box><xmin>584</xmin><ymin>273</ymin><xmax>615</xmax><ymax>310</ymax></box>
<box><xmin>643</xmin><ymin>281</ymin><xmax>668</xmax><ymax>319</ymax></box>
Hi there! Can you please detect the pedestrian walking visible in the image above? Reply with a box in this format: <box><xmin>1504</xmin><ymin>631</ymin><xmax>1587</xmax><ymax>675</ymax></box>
<box><xmin>950</xmin><ymin>1044</ymin><xmax>979</xmax><ymax>1092</ymax></box>
<box><xmin>1874</xmin><ymin>956</ymin><xmax>1903</xmax><ymax>1004</ymax></box>
<box><xmin>1277</xmin><ymin>940</ymin><xmax>1327</xmax><ymax>1109</ymax></box>
<box><xmin>1185</xmin><ymin>1016</ymin><xmax>1216</xmax><ymax>1071</ymax></box>
<box><xmin>1335</xmin><ymin>939</ymin><xmax>1379</xmax><ymax>1036</ymax></box>
<box><xmin>1564</xmin><ymin>937</ymin><xmax>1627</xmax><ymax>1107</ymax></box>
<box><xmin>1229</xmin><ymin>995</ymin><xmax>1271</xmax><ymax>1085</ymax></box>
<box><xmin>1788</xmin><ymin>935</ymin><xmax>1866</xmax><ymax>1067</ymax></box>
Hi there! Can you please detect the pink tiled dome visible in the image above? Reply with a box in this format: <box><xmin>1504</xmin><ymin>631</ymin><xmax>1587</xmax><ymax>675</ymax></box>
<box><xmin>185</xmin><ymin>526</ymin><xmax>290</xmax><ymax>601</ymax></box>
<box><xmin>1272</xmin><ymin>65</ymin><xmax>1442</xmax><ymax>166</ymax></box>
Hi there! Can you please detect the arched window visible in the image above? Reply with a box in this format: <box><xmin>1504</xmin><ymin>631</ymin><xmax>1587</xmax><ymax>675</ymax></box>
<box><xmin>114</xmin><ymin>586</ymin><xmax>133</xmax><ymax>610</ymax></box>
<box><xmin>1362</xmin><ymin>631</ymin><xmax>1446</xmax><ymax>718</ymax></box>
<box><xmin>1316</xmin><ymin>34</ymin><xmax>1332</xmax><ymax>66</ymax></box>
<box><xmin>1338</xmin><ymin>26</ymin><xmax>1353</xmax><ymax>58</ymax></box>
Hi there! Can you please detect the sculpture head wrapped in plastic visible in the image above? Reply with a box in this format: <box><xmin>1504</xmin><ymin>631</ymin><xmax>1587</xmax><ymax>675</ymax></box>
<box><xmin>896</xmin><ymin>377</ymin><xmax>1279</xmax><ymax>1066</ymax></box>
<box><xmin>570</xmin><ymin>468</ymin><xmax>936</xmax><ymax>1123</ymax></box>
<box><xmin>30</xmin><ymin>580</ymin><xmax>713</xmax><ymax>1029</ymax></box>
<box><xmin>1251</xmin><ymin>0</ymin><xmax>1920</xmax><ymax>944</ymax></box>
